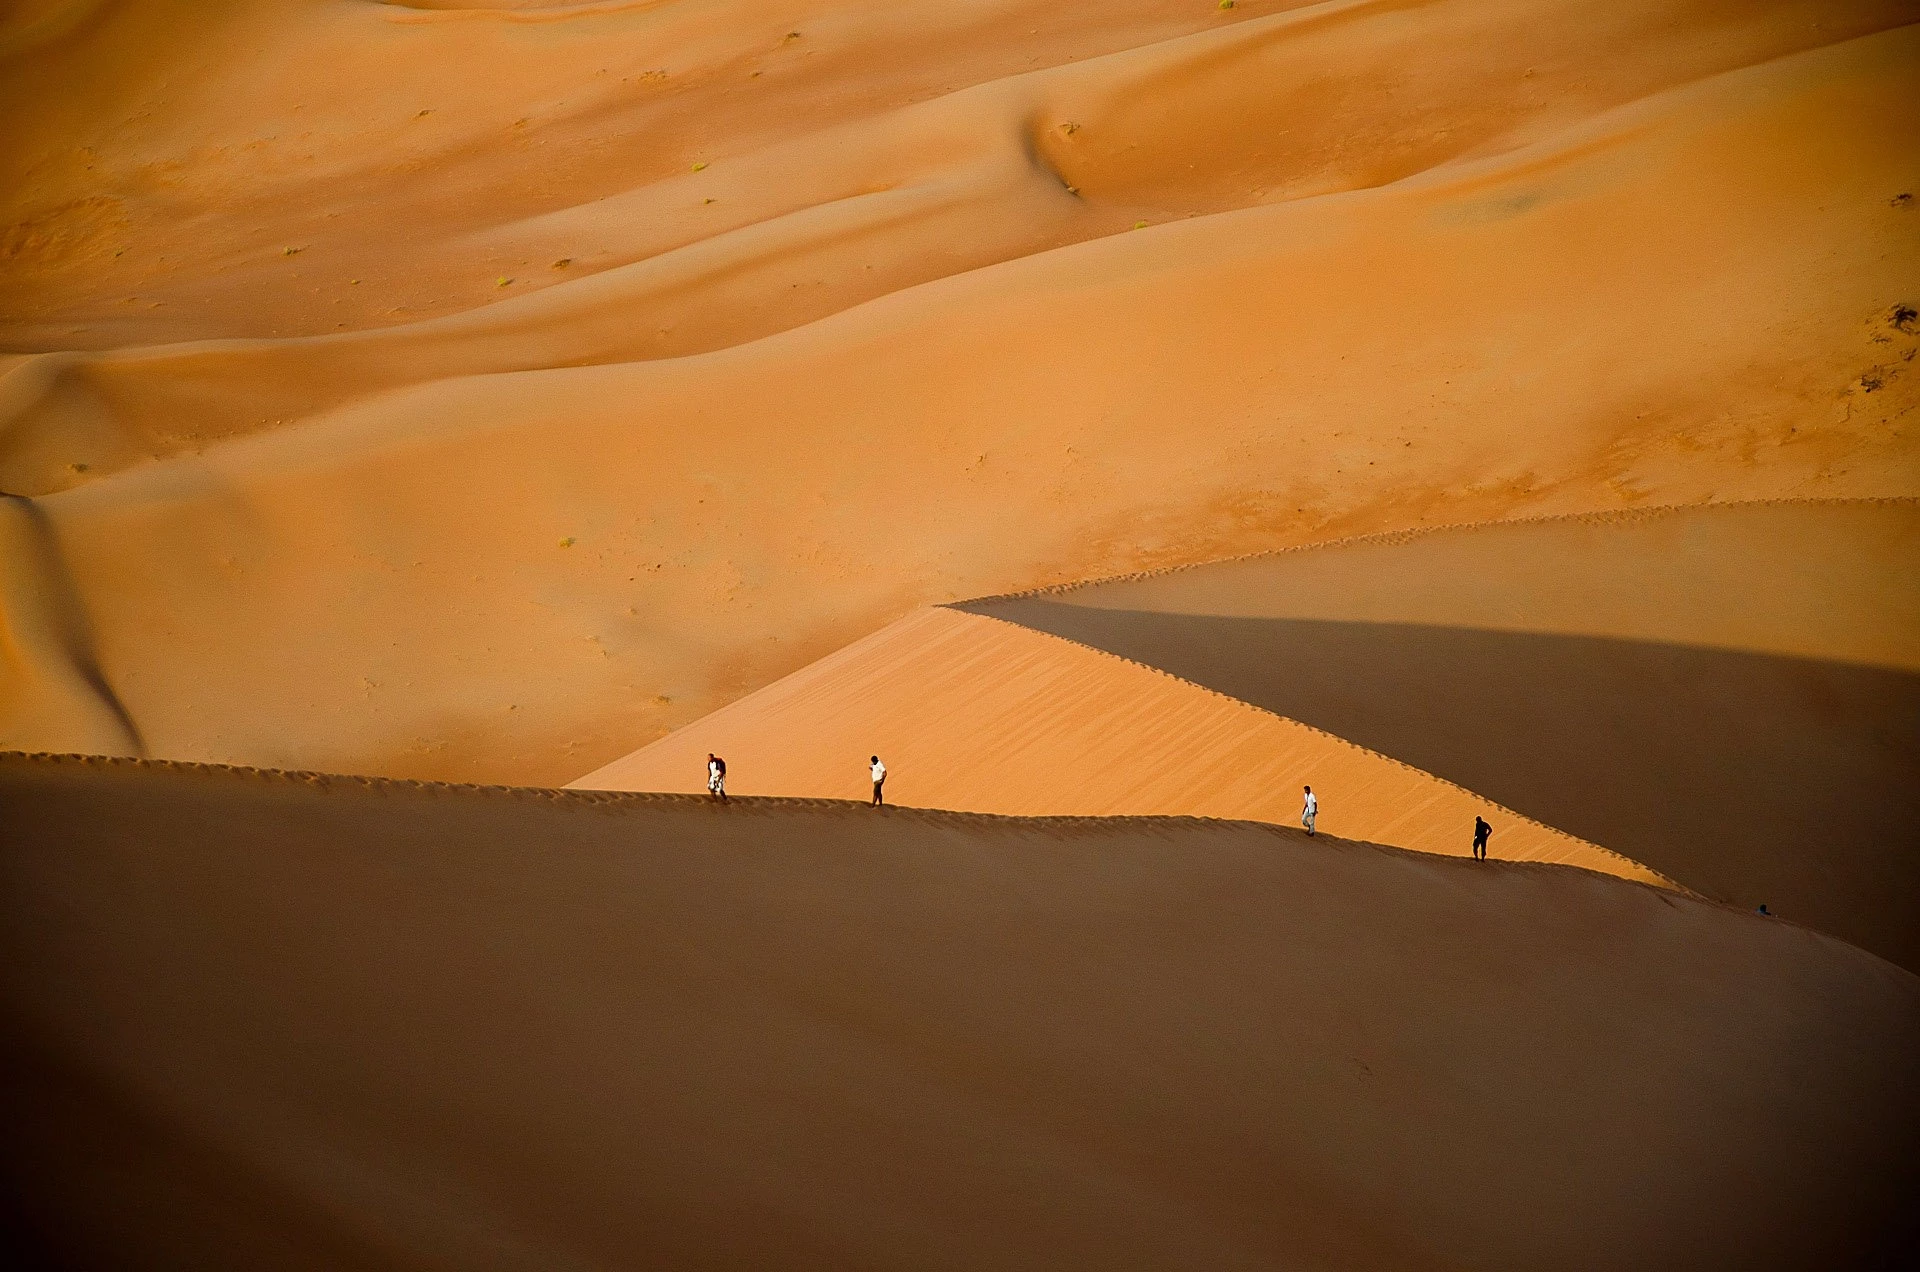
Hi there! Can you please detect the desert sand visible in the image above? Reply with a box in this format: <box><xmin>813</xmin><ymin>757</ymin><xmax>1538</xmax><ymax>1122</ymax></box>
<box><xmin>572</xmin><ymin>604</ymin><xmax>1670</xmax><ymax>887</ymax></box>
<box><xmin>5</xmin><ymin>753</ymin><xmax>1918</xmax><ymax>1270</ymax></box>
<box><xmin>961</xmin><ymin>499</ymin><xmax>1920</xmax><ymax>968</ymax></box>
<box><xmin>6</xmin><ymin>4</ymin><xmax>1920</xmax><ymax>1265</ymax></box>
<box><xmin>4</xmin><ymin>2</ymin><xmax>1917</xmax><ymax>781</ymax></box>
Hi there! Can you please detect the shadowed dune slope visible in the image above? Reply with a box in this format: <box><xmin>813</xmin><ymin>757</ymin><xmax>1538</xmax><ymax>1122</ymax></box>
<box><xmin>571</xmin><ymin>606</ymin><xmax>1664</xmax><ymax>887</ymax></box>
<box><xmin>4</xmin><ymin>753</ymin><xmax>1918</xmax><ymax>1270</ymax></box>
<box><xmin>0</xmin><ymin>9</ymin><xmax>1915</xmax><ymax>782</ymax></box>
<box><xmin>960</xmin><ymin>500</ymin><xmax>1920</xmax><ymax>970</ymax></box>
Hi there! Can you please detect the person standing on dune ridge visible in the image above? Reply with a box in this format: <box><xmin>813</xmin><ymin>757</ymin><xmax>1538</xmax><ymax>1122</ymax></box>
<box><xmin>707</xmin><ymin>753</ymin><xmax>727</xmax><ymax>803</ymax></box>
<box><xmin>1473</xmin><ymin>815</ymin><xmax>1492</xmax><ymax>861</ymax></box>
<box><xmin>1302</xmin><ymin>785</ymin><xmax>1317</xmax><ymax>837</ymax></box>
<box><xmin>870</xmin><ymin>755</ymin><xmax>886</xmax><ymax>807</ymax></box>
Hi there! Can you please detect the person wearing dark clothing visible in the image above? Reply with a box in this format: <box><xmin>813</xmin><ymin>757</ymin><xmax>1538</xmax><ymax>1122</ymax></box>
<box><xmin>1473</xmin><ymin>816</ymin><xmax>1492</xmax><ymax>861</ymax></box>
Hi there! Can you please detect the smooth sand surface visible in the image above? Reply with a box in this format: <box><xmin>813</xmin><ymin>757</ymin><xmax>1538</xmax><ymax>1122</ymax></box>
<box><xmin>571</xmin><ymin>605</ymin><xmax>1666</xmax><ymax>887</ymax></box>
<box><xmin>973</xmin><ymin>499</ymin><xmax>1920</xmax><ymax>671</ymax></box>
<box><xmin>4</xmin><ymin>4</ymin><xmax>1917</xmax><ymax>782</ymax></box>
<box><xmin>959</xmin><ymin>500</ymin><xmax>1920</xmax><ymax>969</ymax></box>
<box><xmin>5</xmin><ymin>752</ymin><xmax>1918</xmax><ymax>1270</ymax></box>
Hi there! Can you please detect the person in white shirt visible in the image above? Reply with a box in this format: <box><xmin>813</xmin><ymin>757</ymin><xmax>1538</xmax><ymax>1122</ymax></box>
<box><xmin>707</xmin><ymin>753</ymin><xmax>727</xmax><ymax>803</ymax></box>
<box><xmin>1302</xmin><ymin>785</ymin><xmax>1317</xmax><ymax>837</ymax></box>
<box><xmin>870</xmin><ymin>755</ymin><xmax>887</xmax><ymax>807</ymax></box>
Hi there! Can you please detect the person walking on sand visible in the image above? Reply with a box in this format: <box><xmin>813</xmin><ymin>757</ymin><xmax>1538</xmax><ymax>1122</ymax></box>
<box><xmin>870</xmin><ymin>755</ymin><xmax>887</xmax><ymax>807</ymax></box>
<box><xmin>1473</xmin><ymin>815</ymin><xmax>1492</xmax><ymax>861</ymax></box>
<box><xmin>707</xmin><ymin>753</ymin><xmax>727</xmax><ymax>803</ymax></box>
<box><xmin>1301</xmin><ymin>785</ymin><xmax>1317</xmax><ymax>837</ymax></box>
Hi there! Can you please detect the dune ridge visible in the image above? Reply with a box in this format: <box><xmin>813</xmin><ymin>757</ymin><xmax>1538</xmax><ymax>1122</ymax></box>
<box><xmin>958</xmin><ymin>498</ymin><xmax>1920</xmax><ymax>968</ymax></box>
<box><xmin>571</xmin><ymin>605</ymin><xmax>1673</xmax><ymax>887</ymax></box>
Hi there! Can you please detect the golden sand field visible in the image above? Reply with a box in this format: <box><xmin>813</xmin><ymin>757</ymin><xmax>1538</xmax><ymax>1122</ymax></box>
<box><xmin>3</xmin><ymin>2</ymin><xmax>1917</xmax><ymax>1266</ymax></box>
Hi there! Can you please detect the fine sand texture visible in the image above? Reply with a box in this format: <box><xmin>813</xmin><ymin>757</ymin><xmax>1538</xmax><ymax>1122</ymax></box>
<box><xmin>4</xmin><ymin>4</ymin><xmax>1917</xmax><ymax>782</ymax></box>
<box><xmin>961</xmin><ymin>500</ymin><xmax>1920</xmax><ymax>971</ymax></box>
<box><xmin>4</xmin><ymin>752</ymin><xmax>1918</xmax><ymax>1270</ymax></box>
<box><xmin>571</xmin><ymin>605</ymin><xmax>1667</xmax><ymax>888</ymax></box>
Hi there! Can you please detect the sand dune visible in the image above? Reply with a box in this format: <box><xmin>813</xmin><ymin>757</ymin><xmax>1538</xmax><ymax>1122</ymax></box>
<box><xmin>2</xmin><ymin>6</ymin><xmax>1916</xmax><ymax>782</ymax></box>
<box><xmin>6</xmin><ymin>1</ymin><xmax>1910</xmax><ymax>489</ymax></box>
<box><xmin>5</xmin><ymin>752</ymin><xmax>1917</xmax><ymax>1269</ymax></box>
<box><xmin>958</xmin><ymin>500</ymin><xmax>1920</xmax><ymax>969</ymax></box>
<box><xmin>571</xmin><ymin>605</ymin><xmax>1667</xmax><ymax>887</ymax></box>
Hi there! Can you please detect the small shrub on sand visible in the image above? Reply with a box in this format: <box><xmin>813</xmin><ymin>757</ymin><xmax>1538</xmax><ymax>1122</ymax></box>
<box><xmin>692</xmin><ymin>161</ymin><xmax>708</xmax><ymax>172</ymax></box>
<box><xmin>1220</xmin><ymin>0</ymin><xmax>1235</xmax><ymax>8</ymax></box>
<box><xmin>1892</xmin><ymin>304</ymin><xmax>1917</xmax><ymax>333</ymax></box>
<box><xmin>497</xmin><ymin>276</ymin><xmax>512</xmax><ymax>287</ymax></box>
<box><xmin>553</xmin><ymin>258</ymin><xmax>572</xmax><ymax>269</ymax></box>
<box><xmin>282</xmin><ymin>246</ymin><xmax>301</xmax><ymax>256</ymax></box>
<box><xmin>559</xmin><ymin>537</ymin><xmax>575</xmax><ymax>548</ymax></box>
<box><xmin>1133</xmin><ymin>220</ymin><xmax>1149</xmax><ymax>229</ymax></box>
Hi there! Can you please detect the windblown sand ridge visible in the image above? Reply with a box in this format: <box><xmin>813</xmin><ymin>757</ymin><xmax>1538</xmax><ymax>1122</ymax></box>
<box><xmin>958</xmin><ymin>499</ymin><xmax>1920</xmax><ymax>968</ymax></box>
<box><xmin>571</xmin><ymin>604</ymin><xmax>1667</xmax><ymax>887</ymax></box>
<box><xmin>2</xmin><ymin>3</ymin><xmax>1916</xmax><ymax>781</ymax></box>
<box><xmin>4</xmin><ymin>752</ymin><xmax>1917</xmax><ymax>1269</ymax></box>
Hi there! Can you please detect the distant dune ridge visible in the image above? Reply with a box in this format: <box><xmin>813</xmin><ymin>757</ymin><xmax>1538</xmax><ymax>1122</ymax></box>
<box><xmin>5</xmin><ymin>753</ymin><xmax>1919</xmax><ymax>1269</ymax></box>
<box><xmin>3</xmin><ymin>1</ymin><xmax>1917</xmax><ymax>782</ymax></box>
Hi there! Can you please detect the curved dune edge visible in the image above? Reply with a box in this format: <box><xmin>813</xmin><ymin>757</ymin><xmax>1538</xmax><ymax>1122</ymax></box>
<box><xmin>962</xmin><ymin>496</ymin><xmax>1920</xmax><ymax>667</ymax></box>
<box><xmin>570</xmin><ymin>607</ymin><xmax>1673</xmax><ymax>889</ymax></box>
<box><xmin>4</xmin><ymin>750</ymin><xmax>1917</xmax><ymax>1269</ymax></box>
<box><xmin>0</xmin><ymin>494</ymin><xmax>141</xmax><ymax>756</ymax></box>
<box><xmin>957</xmin><ymin>495</ymin><xmax>1920</xmax><ymax>970</ymax></box>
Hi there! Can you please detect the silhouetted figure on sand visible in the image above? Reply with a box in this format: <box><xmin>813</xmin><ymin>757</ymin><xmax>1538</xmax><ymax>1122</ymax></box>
<box><xmin>870</xmin><ymin>755</ymin><xmax>886</xmax><ymax>806</ymax></box>
<box><xmin>1756</xmin><ymin>903</ymin><xmax>1772</xmax><ymax>917</ymax></box>
<box><xmin>707</xmin><ymin>753</ymin><xmax>727</xmax><ymax>803</ymax></box>
<box><xmin>1302</xmin><ymin>785</ymin><xmax>1317</xmax><ymax>837</ymax></box>
<box><xmin>1473</xmin><ymin>816</ymin><xmax>1492</xmax><ymax>861</ymax></box>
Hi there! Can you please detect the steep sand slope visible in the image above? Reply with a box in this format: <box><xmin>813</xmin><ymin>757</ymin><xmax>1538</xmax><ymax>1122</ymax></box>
<box><xmin>1</xmin><ymin>9</ymin><xmax>1915</xmax><ymax>781</ymax></box>
<box><xmin>570</xmin><ymin>606</ymin><xmax>1665</xmax><ymax>887</ymax></box>
<box><xmin>4</xmin><ymin>753</ymin><xmax>1917</xmax><ymax>1269</ymax></box>
<box><xmin>962</xmin><ymin>499</ymin><xmax>1920</xmax><ymax>969</ymax></box>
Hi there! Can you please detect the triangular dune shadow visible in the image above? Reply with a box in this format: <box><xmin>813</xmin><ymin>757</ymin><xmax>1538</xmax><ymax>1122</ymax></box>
<box><xmin>958</xmin><ymin>600</ymin><xmax>1920</xmax><ymax>973</ymax></box>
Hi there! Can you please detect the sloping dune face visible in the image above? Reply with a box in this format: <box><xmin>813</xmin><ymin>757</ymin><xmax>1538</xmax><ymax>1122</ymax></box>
<box><xmin>571</xmin><ymin>605</ymin><xmax>1667</xmax><ymax>886</ymax></box>
<box><xmin>2</xmin><ymin>3</ymin><xmax>1917</xmax><ymax>782</ymax></box>
<box><xmin>4</xmin><ymin>754</ymin><xmax>1918</xmax><ymax>1269</ymax></box>
<box><xmin>961</xmin><ymin>499</ymin><xmax>1920</xmax><ymax>969</ymax></box>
